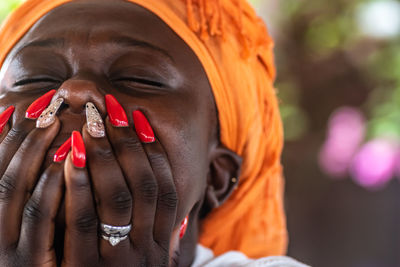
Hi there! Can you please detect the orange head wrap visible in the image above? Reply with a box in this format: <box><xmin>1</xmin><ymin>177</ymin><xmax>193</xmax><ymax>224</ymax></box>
<box><xmin>0</xmin><ymin>0</ymin><xmax>287</xmax><ymax>258</ymax></box>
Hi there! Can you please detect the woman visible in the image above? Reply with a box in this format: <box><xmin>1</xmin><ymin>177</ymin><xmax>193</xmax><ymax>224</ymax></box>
<box><xmin>0</xmin><ymin>0</ymin><xmax>308</xmax><ymax>266</ymax></box>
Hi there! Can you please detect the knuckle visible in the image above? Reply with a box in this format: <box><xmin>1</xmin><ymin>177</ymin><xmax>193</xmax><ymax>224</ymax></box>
<box><xmin>109</xmin><ymin>189</ymin><xmax>132</xmax><ymax>213</ymax></box>
<box><xmin>118</xmin><ymin>137</ymin><xmax>143</xmax><ymax>153</ymax></box>
<box><xmin>69</xmin><ymin>176</ymin><xmax>90</xmax><ymax>193</ymax></box>
<box><xmin>23</xmin><ymin>198</ymin><xmax>45</xmax><ymax>223</ymax></box>
<box><xmin>158</xmin><ymin>188</ymin><xmax>178</xmax><ymax>209</ymax></box>
<box><xmin>91</xmin><ymin>146</ymin><xmax>115</xmax><ymax>162</ymax></box>
<box><xmin>73</xmin><ymin>210</ymin><xmax>98</xmax><ymax>233</ymax></box>
<box><xmin>2</xmin><ymin>128</ymin><xmax>26</xmax><ymax>146</ymax></box>
<box><xmin>0</xmin><ymin>175</ymin><xmax>17</xmax><ymax>202</ymax></box>
<box><xmin>147</xmin><ymin>153</ymin><xmax>166</xmax><ymax>169</ymax></box>
<box><xmin>135</xmin><ymin>177</ymin><xmax>158</xmax><ymax>202</ymax></box>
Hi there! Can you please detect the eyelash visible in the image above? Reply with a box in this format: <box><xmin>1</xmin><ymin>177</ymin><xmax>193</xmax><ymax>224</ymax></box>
<box><xmin>14</xmin><ymin>78</ymin><xmax>61</xmax><ymax>87</ymax></box>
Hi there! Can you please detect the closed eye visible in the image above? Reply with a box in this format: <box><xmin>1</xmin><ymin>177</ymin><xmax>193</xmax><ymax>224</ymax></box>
<box><xmin>113</xmin><ymin>77</ymin><xmax>164</xmax><ymax>88</ymax></box>
<box><xmin>13</xmin><ymin>77</ymin><xmax>61</xmax><ymax>87</ymax></box>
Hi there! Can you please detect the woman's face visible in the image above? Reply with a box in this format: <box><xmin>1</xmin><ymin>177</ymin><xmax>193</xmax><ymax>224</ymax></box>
<box><xmin>0</xmin><ymin>0</ymin><xmax>221</xmax><ymax>264</ymax></box>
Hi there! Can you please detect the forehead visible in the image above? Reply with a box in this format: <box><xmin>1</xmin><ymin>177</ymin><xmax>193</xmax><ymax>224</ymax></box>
<box><xmin>31</xmin><ymin>1</ymin><xmax>166</xmax><ymax>38</ymax></box>
<box><xmin>11</xmin><ymin>0</ymin><xmax>198</xmax><ymax>68</ymax></box>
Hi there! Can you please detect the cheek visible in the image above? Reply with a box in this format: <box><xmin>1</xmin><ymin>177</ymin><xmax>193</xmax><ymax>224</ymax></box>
<box><xmin>159</xmin><ymin>112</ymin><xmax>210</xmax><ymax>218</ymax></box>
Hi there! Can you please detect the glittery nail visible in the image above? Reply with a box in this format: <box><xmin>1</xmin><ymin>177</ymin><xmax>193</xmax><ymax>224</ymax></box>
<box><xmin>36</xmin><ymin>98</ymin><xmax>64</xmax><ymax>128</ymax></box>
<box><xmin>86</xmin><ymin>102</ymin><xmax>105</xmax><ymax>138</ymax></box>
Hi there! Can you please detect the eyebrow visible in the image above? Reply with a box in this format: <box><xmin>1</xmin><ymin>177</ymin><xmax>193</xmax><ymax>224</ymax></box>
<box><xmin>17</xmin><ymin>38</ymin><xmax>65</xmax><ymax>53</ymax></box>
<box><xmin>108</xmin><ymin>36</ymin><xmax>173</xmax><ymax>61</ymax></box>
<box><xmin>17</xmin><ymin>36</ymin><xmax>173</xmax><ymax>61</ymax></box>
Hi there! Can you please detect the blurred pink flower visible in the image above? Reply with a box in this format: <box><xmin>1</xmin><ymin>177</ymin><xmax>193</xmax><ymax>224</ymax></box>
<box><xmin>350</xmin><ymin>138</ymin><xmax>398</xmax><ymax>189</ymax></box>
<box><xmin>319</xmin><ymin>107</ymin><xmax>366</xmax><ymax>178</ymax></box>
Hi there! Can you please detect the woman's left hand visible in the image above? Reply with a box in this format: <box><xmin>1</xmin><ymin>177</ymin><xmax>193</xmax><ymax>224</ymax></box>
<box><xmin>62</xmin><ymin>118</ymin><xmax>179</xmax><ymax>267</ymax></box>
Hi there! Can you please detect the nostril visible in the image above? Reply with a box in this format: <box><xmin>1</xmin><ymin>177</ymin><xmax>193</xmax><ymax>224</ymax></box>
<box><xmin>56</xmin><ymin>102</ymin><xmax>69</xmax><ymax>114</ymax></box>
<box><xmin>61</xmin><ymin>102</ymin><xmax>68</xmax><ymax>110</ymax></box>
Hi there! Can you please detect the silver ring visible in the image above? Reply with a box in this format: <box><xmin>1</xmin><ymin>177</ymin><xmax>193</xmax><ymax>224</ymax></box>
<box><xmin>100</xmin><ymin>223</ymin><xmax>132</xmax><ymax>236</ymax></box>
<box><xmin>100</xmin><ymin>223</ymin><xmax>132</xmax><ymax>246</ymax></box>
<box><xmin>101</xmin><ymin>235</ymin><xmax>128</xmax><ymax>246</ymax></box>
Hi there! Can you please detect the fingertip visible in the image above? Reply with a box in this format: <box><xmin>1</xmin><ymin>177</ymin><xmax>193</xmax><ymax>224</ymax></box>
<box><xmin>34</xmin><ymin>116</ymin><xmax>61</xmax><ymax>144</ymax></box>
<box><xmin>71</xmin><ymin>131</ymin><xmax>86</xmax><ymax>169</ymax></box>
<box><xmin>53</xmin><ymin>137</ymin><xmax>72</xmax><ymax>163</ymax></box>
<box><xmin>85</xmin><ymin>103</ymin><xmax>106</xmax><ymax>138</ymax></box>
<box><xmin>104</xmin><ymin>116</ymin><xmax>113</xmax><ymax>129</ymax></box>
<box><xmin>104</xmin><ymin>116</ymin><xmax>131</xmax><ymax>136</ymax></box>
<box><xmin>64</xmin><ymin>152</ymin><xmax>73</xmax><ymax>174</ymax></box>
<box><xmin>81</xmin><ymin>123</ymin><xmax>91</xmax><ymax>139</ymax></box>
<box><xmin>45</xmin><ymin>162</ymin><xmax>65</xmax><ymax>179</ymax></box>
<box><xmin>132</xmin><ymin>110</ymin><xmax>155</xmax><ymax>144</ymax></box>
<box><xmin>50</xmin><ymin>116</ymin><xmax>61</xmax><ymax>130</ymax></box>
<box><xmin>36</xmin><ymin>115</ymin><xmax>61</xmax><ymax>133</ymax></box>
<box><xmin>0</xmin><ymin>123</ymin><xmax>10</xmax><ymax>142</ymax></box>
<box><xmin>25</xmin><ymin>90</ymin><xmax>57</xmax><ymax>119</ymax></box>
<box><xmin>105</xmin><ymin>94</ymin><xmax>129</xmax><ymax>127</ymax></box>
<box><xmin>0</xmin><ymin>106</ymin><xmax>15</xmax><ymax>136</ymax></box>
<box><xmin>64</xmin><ymin>152</ymin><xmax>86</xmax><ymax>178</ymax></box>
<box><xmin>64</xmin><ymin>153</ymin><xmax>76</xmax><ymax>181</ymax></box>
<box><xmin>64</xmin><ymin>153</ymin><xmax>93</xmax><ymax>208</ymax></box>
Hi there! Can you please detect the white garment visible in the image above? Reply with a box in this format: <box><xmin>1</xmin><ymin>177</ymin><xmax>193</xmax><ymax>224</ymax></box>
<box><xmin>192</xmin><ymin>245</ymin><xmax>310</xmax><ymax>267</ymax></box>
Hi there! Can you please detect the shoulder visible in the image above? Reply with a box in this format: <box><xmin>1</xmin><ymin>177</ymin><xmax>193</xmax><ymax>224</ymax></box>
<box><xmin>192</xmin><ymin>245</ymin><xmax>311</xmax><ymax>267</ymax></box>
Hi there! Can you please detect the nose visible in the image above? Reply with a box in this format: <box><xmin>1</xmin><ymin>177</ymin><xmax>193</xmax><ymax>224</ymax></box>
<box><xmin>55</xmin><ymin>78</ymin><xmax>106</xmax><ymax>115</ymax></box>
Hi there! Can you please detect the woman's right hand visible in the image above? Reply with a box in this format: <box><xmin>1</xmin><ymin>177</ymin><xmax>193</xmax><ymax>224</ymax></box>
<box><xmin>0</xmin><ymin>109</ymin><xmax>63</xmax><ymax>267</ymax></box>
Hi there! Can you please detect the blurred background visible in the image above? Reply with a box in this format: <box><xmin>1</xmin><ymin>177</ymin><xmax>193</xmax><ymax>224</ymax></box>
<box><xmin>1</xmin><ymin>0</ymin><xmax>400</xmax><ymax>266</ymax></box>
<box><xmin>251</xmin><ymin>0</ymin><xmax>400</xmax><ymax>266</ymax></box>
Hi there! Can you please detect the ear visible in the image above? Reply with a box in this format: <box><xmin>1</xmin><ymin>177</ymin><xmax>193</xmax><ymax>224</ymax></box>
<box><xmin>203</xmin><ymin>145</ymin><xmax>242</xmax><ymax>213</ymax></box>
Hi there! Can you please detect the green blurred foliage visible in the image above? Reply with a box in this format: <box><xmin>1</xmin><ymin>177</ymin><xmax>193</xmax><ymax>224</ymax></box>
<box><xmin>0</xmin><ymin>0</ymin><xmax>22</xmax><ymax>21</ymax></box>
<box><xmin>366</xmin><ymin>40</ymin><xmax>400</xmax><ymax>139</ymax></box>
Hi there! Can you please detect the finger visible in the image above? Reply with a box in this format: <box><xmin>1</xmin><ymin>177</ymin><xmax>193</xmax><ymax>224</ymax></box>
<box><xmin>142</xmin><ymin>140</ymin><xmax>178</xmax><ymax>248</ymax></box>
<box><xmin>17</xmin><ymin>164</ymin><xmax>64</xmax><ymax>263</ymax></box>
<box><xmin>63</xmin><ymin>153</ymin><xmax>99</xmax><ymax>266</ymax></box>
<box><xmin>82</xmin><ymin>125</ymin><xmax>132</xmax><ymax>254</ymax></box>
<box><xmin>0</xmin><ymin>90</ymin><xmax>59</xmax><ymax>177</ymax></box>
<box><xmin>132</xmin><ymin>110</ymin><xmax>177</xmax><ymax>247</ymax></box>
<box><xmin>0</xmin><ymin>119</ymin><xmax>60</xmax><ymax>245</ymax></box>
<box><xmin>0</xmin><ymin>116</ymin><xmax>35</xmax><ymax>177</ymax></box>
<box><xmin>105</xmin><ymin>118</ymin><xmax>158</xmax><ymax>245</ymax></box>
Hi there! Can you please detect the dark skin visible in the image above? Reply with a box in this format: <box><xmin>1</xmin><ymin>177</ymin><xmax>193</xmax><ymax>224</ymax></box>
<box><xmin>0</xmin><ymin>0</ymin><xmax>242</xmax><ymax>266</ymax></box>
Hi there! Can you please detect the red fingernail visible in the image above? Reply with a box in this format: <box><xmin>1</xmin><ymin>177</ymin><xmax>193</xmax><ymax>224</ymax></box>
<box><xmin>180</xmin><ymin>216</ymin><xmax>189</xmax><ymax>239</ymax></box>
<box><xmin>0</xmin><ymin>106</ymin><xmax>15</xmax><ymax>134</ymax></box>
<box><xmin>71</xmin><ymin>131</ymin><xmax>86</xmax><ymax>168</ymax></box>
<box><xmin>105</xmin><ymin>94</ymin><xmax>129</xmax><ymax>127</ymax></box>
<box><xmin>53</xmin><ymin>137</ymin><xmax>72</xmax><ymax>162</ymax></box>
<box><xmin>133</xmin><ymin>110</ymin><xmax>155</xmax><ymax>143</ymax></box>
<box><xmin>25</xmin><ymin>90</ymin><xmax>57</xmax><ymax>119</ymax></box>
